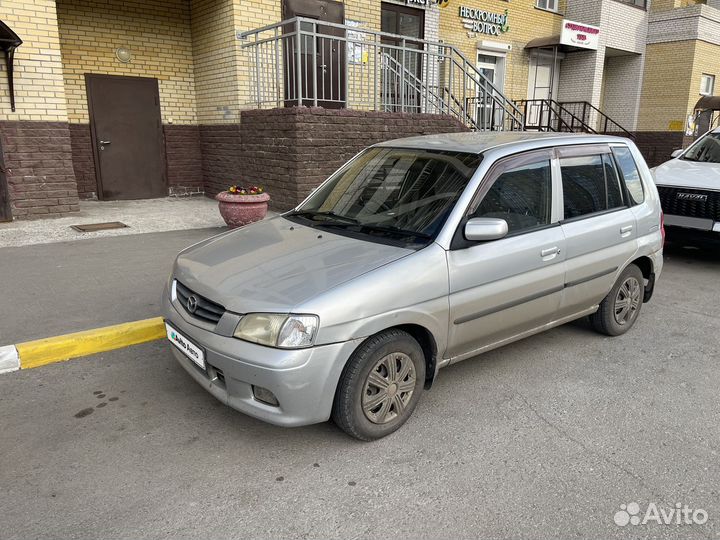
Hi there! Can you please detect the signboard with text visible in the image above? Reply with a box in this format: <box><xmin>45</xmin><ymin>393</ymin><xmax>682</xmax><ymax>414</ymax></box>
<box><xmin>560</xmin><ymin>19</ymin><xmax>600</xmax><ymax>51</ymax></box>
<box><xmin>458</xmin><ymin>6</ymin><xmax>509</xmax><ymax>36</ymax></box>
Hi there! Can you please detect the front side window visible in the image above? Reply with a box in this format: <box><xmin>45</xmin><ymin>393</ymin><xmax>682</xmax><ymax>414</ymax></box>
<box><xmin>472</xmin><ymin>160</ymin><xmax>552</xmax><ymax>234</ymax></box>
<box><xmin>612</xmin><ymin>146</ymin><xmax>644</xmax><ymax>205</ymax></box>
<box><xmin>287</xmin><ymin>147</ymin><xmax>482</xmax><ymax>245</ymax></box>
<box><xmin>682</xmin><ymin>131</ymin><xmax>720</xmax><ymax>163</ymax></box>
<box><xmin>561</xmin><ymin>153</ymin><xmax>625</xmax><ymax>220</ymax></box>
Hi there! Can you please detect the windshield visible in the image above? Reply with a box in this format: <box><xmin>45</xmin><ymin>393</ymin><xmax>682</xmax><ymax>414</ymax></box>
<box><xmin>286</xmin><ymin>147</ymin><xmax>482</xmax><ymax>246</ymax></box>
<box><xmin>682</xmin><ymin>132</ymin><xmax>720</xmax><ymax>163</ymax></box>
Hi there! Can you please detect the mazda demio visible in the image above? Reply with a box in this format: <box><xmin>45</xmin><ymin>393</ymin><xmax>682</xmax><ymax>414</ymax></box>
<box><xmin>163</xmin><ymin>132</ymin><xmax>664</xmax><ymax>440</ymax></box>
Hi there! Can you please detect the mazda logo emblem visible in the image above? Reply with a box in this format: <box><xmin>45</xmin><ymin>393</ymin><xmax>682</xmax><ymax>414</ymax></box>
<box><xmin>186</xmin><ymin>295</ymin><xmax>198</xmax><ymax>314</ymax></box>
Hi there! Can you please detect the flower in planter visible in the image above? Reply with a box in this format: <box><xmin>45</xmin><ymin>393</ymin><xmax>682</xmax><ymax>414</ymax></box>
<box><xmin>227</xmin><ymin>184</ymin><xmax>264</xmax><ymax>195</ymax></box>
<box><xmin>217</xmin><ymin>184</ymin><xmax>270</xmax><ymax>229</ymax></box>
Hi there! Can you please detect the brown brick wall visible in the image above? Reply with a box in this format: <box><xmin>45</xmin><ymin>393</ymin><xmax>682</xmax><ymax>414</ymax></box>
<box><xmin>164</xmin><ymin>125</ymin><xmax>203</xmax><ymax>195</ymax></box>
<box><xmin>633</xmin><ymin>131</ymin><xmax>686</xmax><ymax>168</ymax></box>
<box><xmin>0</xmin><ymin>121</ymin><xmax>80</xmax><ymax>219</ymax></box>
<box><xmin>199</xmin><ymin>124</ymin><xmax>242</xmax><ymax>197</ymax></box>
<box><xmin>68</xmin><ymin>124</ymin><xmax>96</xmax><ymax>199</ymax></box>
<box><xmin>68</xmin><ymin>123</ymin><xmax>204</xmax><ymax>200</ymax></box>
<box><xmin>234</xmin><ymin>107</ymin><xmax>470</xmax><ymax>211</ymax></box>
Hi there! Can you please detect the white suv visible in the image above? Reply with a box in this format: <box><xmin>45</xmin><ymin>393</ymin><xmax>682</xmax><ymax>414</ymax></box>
<box><xmin>653</xmin><ymin>127</ymin><xmax>720</xmax><ymax>244</ymax></box>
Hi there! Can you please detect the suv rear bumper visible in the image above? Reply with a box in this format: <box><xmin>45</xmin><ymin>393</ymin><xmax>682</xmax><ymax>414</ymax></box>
<box><xmin>162</xmin><ymin>289</ymin><xmax>362</xmax><ymax>427</ymax></box>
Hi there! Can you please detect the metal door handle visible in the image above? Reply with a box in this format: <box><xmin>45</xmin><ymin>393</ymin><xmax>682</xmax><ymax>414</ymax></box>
<box><xmin>541</xmin><ymin>247</ymin><xmax>560</xmax><ymax>257</ymax></box>
<box><xmin>99</xmin><ymin>140</ymin><xmax>111</xmax><ymax>145</ymax></box>
<box><xmin>620</xmin><ymin>225</ymin><xmax>633</xmax><ymax>234</ymax></box>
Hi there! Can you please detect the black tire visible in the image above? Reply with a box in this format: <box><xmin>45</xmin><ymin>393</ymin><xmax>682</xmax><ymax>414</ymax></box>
<box><xmin>332</xmin><ymin>329</ymin><xmax>426</xmax><ymax>441</ymax></box>
<box><xmin>590</xmin><ymin>264</ymin><xmax>645</xmax><ymax>336</ymax></box>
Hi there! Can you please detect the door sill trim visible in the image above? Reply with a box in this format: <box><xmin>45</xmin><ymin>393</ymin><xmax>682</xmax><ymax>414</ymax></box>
<box><xmin>445</xmin><ymin>306</ymin><xmax>598</xmax><ymax>366</ymax></box>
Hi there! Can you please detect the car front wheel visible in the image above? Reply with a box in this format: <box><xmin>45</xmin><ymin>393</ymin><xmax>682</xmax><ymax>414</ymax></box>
<box><xmin>332</xmin><ymin>329</ymin><xmax>426</xmax><ymax>441</ymax></box>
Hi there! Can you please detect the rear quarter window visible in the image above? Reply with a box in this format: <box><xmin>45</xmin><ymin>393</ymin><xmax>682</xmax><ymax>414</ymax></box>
<box><xmin>612</xmin><ymin>146</ymin><xmax>644</xmax><ymax>205</ymax></box>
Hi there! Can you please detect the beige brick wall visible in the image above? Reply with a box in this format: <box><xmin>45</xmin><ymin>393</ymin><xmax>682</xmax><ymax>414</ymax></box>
<box><xmin>438</xmin><ymin>0</ymin><xmax>565</xmax><ymax>102</ymax></box>
<box><xmin>0</xmin><ymin>0</ymin><xmax>68</xmax><ymax>122</ymax></box>
<box><xmin>651</xmin><ymin>0</ymin><xmax>704</xmax><ymax>12</ymax></box>
<box><xmin>57</xmin><ymin>0</ymin><xmax>197</xmax><ymax>125</ymax></box>
<box><xmin>688</xmin><ymin>39</ymin><xmax>720</xmax><ymax>108</ymax></box>
<box><xmin>638</xmin><ymin>39</ymin><xmax>720</xmax><ymax>131</ymax></box>
<box><xmin>638</xmin><ymin>41</ymin><xmax>693</xmax><ymax>131</ymax></box>
<box><xmin>193</xmin><ymin>0</ymin><xmax>241</xmax><ymax>124</ymax></box>
<box><xmin>235</xmin><ymin>0</ymin><xmax>280</xmax><ymax>114</ymax></box>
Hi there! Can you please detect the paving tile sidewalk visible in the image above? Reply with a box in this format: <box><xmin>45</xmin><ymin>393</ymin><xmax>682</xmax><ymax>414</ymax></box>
<box><xmin>0</xmin><ymin>197</ymin><xmax>227</xmax><ymax>248</ymax></box>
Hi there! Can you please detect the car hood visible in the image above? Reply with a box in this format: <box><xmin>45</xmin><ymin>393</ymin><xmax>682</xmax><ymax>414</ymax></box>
<box><xmin>173</xmin><ymin>216</ymin><xmax>414</xmax><ymax>313</ymax></box>
<box><xmin>653</xmin><ymin>158</ymin><xmax>720</xmax><ymax>191</ymax></box>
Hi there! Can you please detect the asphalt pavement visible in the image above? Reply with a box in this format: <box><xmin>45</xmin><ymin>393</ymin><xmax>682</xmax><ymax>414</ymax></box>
<box><xmin>0</xmin><ymin>228</ymin><xmax>220</xmax><ymax>344</ymax></box>
<box><xmin>0</xmin><ymin>238</ymin><xmax>719</xmax><ymax>539</ymax></box>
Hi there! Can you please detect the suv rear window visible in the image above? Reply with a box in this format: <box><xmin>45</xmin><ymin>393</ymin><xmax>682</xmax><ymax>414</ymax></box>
<box><xmin>560</xmin><ymin>154</ymin><xmax>625</xmax><ymax>220</ymax></box>
<box><xmin>612</xmin><ymin>146</ymin><xmax>644</xmax><ymax>205</ymax></box>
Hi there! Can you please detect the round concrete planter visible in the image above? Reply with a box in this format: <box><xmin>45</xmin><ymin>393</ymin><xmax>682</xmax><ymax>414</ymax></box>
<box><xmin>215</xmin><ymin>191</ymin><xmax>270</xmax><ymax>228</ymax></box>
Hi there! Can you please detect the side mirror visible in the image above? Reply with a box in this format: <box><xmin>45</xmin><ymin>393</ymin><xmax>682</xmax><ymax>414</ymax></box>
<box><xmin>670</xmin><ymin>149</ymin><xmax>683</xmax><ymax>159</ymax></box>
<box><xmin>464</xmin><ymin>217</ymin><xmax>509</xmax><ymax>242</ymax></box>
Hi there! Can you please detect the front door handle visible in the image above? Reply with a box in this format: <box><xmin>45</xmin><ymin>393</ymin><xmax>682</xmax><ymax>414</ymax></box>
<box><xmin>99</xmin><ymin>140</ymin><xmax>111</xmax><ymax>145</ymax></box>
<box><xmin>540</xmin><ymin>246</ymin><xmax>560</xmax><ymax>262</ymax></box>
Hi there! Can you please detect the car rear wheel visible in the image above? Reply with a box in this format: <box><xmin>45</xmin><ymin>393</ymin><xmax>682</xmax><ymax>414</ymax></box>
<box><xmin>332</xmin><ymin>329</ymin><xmax>425</xmax><ymax>441</ymax></box>
<box><xmin>590</xmin><ymin>264</ymin><xmax>645</xmax><ymax>336</ymax></box>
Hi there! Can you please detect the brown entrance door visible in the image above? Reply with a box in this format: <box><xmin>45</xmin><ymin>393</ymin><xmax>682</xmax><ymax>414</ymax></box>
<box><xmin>0</xmin><ymin>141</ymin><xmax>11</xmax><ymax>222</ymax></box>
<box><xmin>86</xmin><ymin>74</ymin><xmax>166</xmax><ymax>200</ymax></box>
<box><xmin>282</xmin><ymin>0</ymin><xmax>346</xmax><ymax>108</ymax></box>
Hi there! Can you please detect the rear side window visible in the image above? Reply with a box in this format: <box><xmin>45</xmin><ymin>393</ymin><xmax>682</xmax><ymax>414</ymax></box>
<box><xmin>472</xmin><ymin>160</ymin><xmax>552</xmax><ymax>234</ymax></box>
<box><xmin>560</xmin><ymin>154</ymin><xmax>625</xmax><ymax>220</ymax></box>
<box><xmin>612</xmin><ymin>146</ymin><xmax>644</xmax><ymax>205</ymax></box>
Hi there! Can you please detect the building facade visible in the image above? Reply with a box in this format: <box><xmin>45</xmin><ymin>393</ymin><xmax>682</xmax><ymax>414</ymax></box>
<box><xmin>636</xmin><ymin>0</ymin><xmax>720</xmax><ymax>165</ymax></box>
<box><xmin>0</xmin><ymin>0</ymin><xmax>715</xmax><ymax>221</ymax></box>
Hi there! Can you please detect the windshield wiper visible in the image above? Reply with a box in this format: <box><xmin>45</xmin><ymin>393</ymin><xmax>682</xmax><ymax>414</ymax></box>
<box><xmin>286</xmin><ymin>210</ymin><xmax>360</xmax><ymax>225</ymax></box>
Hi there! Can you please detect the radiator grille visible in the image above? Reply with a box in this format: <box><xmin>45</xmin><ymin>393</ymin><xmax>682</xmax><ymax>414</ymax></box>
<box><xmin>175</xmin><ymin>281</ymin><xmax>225</xmax><ymax>324</ymax></box>
<box><xmin>657</xmin><ymin>186</ymin><xmax>720</xmax><ymax>221</ymax></box>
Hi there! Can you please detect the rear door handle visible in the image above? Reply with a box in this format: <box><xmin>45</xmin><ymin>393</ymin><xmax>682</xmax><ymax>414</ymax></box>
<box><xmin>620</xmin><ymin>225</ymin><xmax>633</xmax><ymax>236</ymax></box>
<box><xmin>541</xmin><ymin>246</ymin><xmax>560</xmax><ymax>258</ymax></box>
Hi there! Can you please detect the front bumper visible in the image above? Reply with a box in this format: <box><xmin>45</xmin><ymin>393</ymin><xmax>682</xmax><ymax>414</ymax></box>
<box><xmin>162</xmin><ymin>288</ymin><xmax>361</xmax><ymax>427</ymax></box>
<box><xmin>665</xmin><ymin>222</ymin><xmax>720</xmax><ymax>246</ymax></box>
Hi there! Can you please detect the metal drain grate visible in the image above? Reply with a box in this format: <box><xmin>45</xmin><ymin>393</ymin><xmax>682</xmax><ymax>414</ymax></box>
<box><xmin>70</xmin><ymin>221</ymin><xmax>129</xmax><ymax>232</ymax></box>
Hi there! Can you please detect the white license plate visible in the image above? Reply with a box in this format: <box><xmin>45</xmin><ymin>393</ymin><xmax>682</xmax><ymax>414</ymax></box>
<box><xmin>664</xmin><ymin>214</ymin><xmax>713</xmax><ymax>231</ymax></box>
<box><xmin>166</xmin><ymin>323</ymin><xmax>205</xmax><ymax>370</ymax></box>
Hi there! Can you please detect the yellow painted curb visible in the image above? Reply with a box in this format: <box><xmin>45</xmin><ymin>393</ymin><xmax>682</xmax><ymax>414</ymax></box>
<box><xmin>16</xmin><ymin>317</ymin><xmax>166</xmax><ymax>369</ymax></box>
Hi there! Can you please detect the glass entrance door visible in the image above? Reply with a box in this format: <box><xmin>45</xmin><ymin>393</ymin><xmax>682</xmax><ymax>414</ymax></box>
<box><xmin>380</xmin><ymin>2</ymin><xmax>425</xmax><ymax>112</ymax></box>
<box><xmin>476</xmin><ymin>53</ymin><xmax>504</xmax><ymax>129</ymax></box>
<box><xmin>526</xmin><ymin>48</ymin><xmax>561</xmax><ymax>128</ymax></box>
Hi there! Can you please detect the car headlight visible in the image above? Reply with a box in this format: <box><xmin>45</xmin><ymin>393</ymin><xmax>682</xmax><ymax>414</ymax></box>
<box><xmin>233</xmin><ymin>313</ymin><xmax>319</xmax><ymax>349</ymax></box>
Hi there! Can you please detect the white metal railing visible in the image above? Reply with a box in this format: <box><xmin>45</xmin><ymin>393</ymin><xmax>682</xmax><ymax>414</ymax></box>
<box><xmin>238</xmin><ymin>17</ymin><xmax>523</xmax><ymax>131</ymax></box>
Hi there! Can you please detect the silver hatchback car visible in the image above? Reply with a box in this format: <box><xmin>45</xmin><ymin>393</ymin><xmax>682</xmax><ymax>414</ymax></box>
<box><xmin>163</xmin><ymin>132</ymin><xmax>664</xmax><ymax>440</ymax></box>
